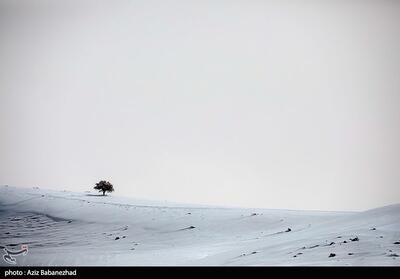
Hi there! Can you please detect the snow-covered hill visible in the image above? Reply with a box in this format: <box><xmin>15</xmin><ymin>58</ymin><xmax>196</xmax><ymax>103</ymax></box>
<box><xmin>0</xmin><ymin>185</ymin><xmax>399</xmax><ymax>266</ymax></box>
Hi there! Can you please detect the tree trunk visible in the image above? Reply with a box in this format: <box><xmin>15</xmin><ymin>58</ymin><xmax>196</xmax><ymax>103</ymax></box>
<box><xmin>103</xmin><ymin>191</ymin><xmax>105</xmax><ymax>196</ymax></box>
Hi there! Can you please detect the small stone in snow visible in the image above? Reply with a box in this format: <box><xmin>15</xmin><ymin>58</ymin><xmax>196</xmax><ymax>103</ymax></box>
<box><xmin>294</xmin><ymin>252</ymin><xmax>303</xmax><ymax>257</ymax></box>
<box><xmin>329</xmin><ymin>253</ymin><xmax>336</xmax><ymax>258</ymax></box>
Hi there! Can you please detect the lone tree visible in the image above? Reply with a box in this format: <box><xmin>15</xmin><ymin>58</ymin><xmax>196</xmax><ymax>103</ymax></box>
<box><xmin>94</xmin><ymin>180</ymin><xmax>114</xmax><ymax>196</ymax></box>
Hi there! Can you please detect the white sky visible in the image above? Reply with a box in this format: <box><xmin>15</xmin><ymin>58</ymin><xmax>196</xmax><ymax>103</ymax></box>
<box><xmin>1</xmin><ymin>0</ymin><xmax>400</xmax><ymax>211</ymax></box>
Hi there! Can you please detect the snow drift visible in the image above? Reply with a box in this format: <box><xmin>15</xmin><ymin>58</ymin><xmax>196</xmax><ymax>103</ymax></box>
<box><xmin>0</xmin><ymin>185</ymin><xmax>399</xmax><ymax>266</ymax></box>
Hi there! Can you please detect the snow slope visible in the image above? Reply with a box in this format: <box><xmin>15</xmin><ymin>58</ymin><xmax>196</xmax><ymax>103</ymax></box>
<box><xmin>0</xmin><ymin>185</ymin><xmax>399</xmax><ymax>266</ymax></box>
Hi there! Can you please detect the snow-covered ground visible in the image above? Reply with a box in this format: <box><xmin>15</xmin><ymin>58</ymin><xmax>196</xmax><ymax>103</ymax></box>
<box><xmin>0</xmin><ymin>185</ymin><xmax>399</xmax><ymax>266</ymax></box>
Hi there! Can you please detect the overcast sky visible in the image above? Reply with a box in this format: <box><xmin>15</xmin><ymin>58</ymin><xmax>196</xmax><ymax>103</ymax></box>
<box><xmin>1</xmin><ymin>0</ymin><xmax>399</xmax><ymax>211</ymax></box>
